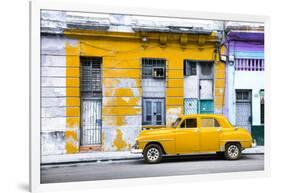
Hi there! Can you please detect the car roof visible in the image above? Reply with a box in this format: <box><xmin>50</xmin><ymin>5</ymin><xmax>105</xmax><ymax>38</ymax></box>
<box><xmin>178</xmin><ymin>114</ymin><xmax>226</xmax><ymax>119</ymax></box>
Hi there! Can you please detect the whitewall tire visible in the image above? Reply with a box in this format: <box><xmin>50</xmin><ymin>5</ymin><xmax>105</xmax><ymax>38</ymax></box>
<box><xmin>224</xmin><ymin>143</ymin><xmax>242</xmax><ymax>160</ymax></box>
<box><xmin>144</xmin><ymin>144</ymin><xmax>163</xmax><ymax>164</ymax></box>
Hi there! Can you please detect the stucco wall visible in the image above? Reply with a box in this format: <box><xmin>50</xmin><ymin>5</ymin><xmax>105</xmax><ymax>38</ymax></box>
<box><xmin>41</xmin><ymin>30</ymin><xmax>225</xmax><ymax>155</ymax></box>
<box><xmin>234</xmin><ymin>71</ymin><xmax>265</xmax><ymax>125</ymax></box>
<box><xmin>225</xmin><ymin>36</ymin><xmax>264</xmax><ymax>127</ymax></box>
<box><xmin>41</xmin><ymin>35</ymin><xmax>80</xmax><ymax>155</ymax></box>
<box><xmin>226</xmin><ymin>63</ymin><xmax>264</xmax><ymax>126</ymax></box>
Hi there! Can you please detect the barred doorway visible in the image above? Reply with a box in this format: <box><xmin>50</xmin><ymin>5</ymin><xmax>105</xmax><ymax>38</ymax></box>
<box><xmin>236</xmin><ymin>90</ymin><xmax>252</xmax><ymax>132</ymax></box>
<box><xmin>80</xmin><ymin>57</ymin><xmax>102</xmax><ymax>151</ymax></box>
<box><xmin>81</xmin><ymin>98</ymin><xmax>102</xmax><ymax>145</ymax></box>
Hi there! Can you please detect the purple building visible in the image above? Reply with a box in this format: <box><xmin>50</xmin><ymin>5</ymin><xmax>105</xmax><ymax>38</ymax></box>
<box><xmin>224</xmin><ymin>25</ymin><xmax>264</xmax><ymax>145</ymax></box>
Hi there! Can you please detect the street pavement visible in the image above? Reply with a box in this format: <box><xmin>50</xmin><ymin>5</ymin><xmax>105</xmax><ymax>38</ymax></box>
<box><xmin>41</xmin><ymin>154</ymin><xmax>264</xmax><ymax>184</ymax></box>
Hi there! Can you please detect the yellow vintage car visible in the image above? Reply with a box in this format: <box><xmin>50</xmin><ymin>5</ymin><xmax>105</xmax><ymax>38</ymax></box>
<box><xmin>132</xmin><ymin>114</ymin><xmax>255</xmax><ymax>163</ymax></box>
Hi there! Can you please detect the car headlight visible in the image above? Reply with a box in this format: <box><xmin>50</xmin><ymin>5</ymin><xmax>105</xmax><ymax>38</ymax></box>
<box><xmin>132</xmin><ymin>143</ymin><xmax>138</xmax><ymax>149</ymax></box>
<box><xmin>134</xmin><ymin>138</ymin><xmax>139</xmax><ymax>144</ymax></box>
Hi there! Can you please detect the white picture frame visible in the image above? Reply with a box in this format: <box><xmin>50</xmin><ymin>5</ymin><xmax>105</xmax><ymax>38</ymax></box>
<box><xmin>30</xmin><ymin>1</ymin><xmax>270</xmax><ymax>192</ymax></box>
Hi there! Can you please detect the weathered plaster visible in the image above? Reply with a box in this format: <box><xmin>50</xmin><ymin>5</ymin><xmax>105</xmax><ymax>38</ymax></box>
<box><xmin>41</xmin><ymin>131</ymin><xmax>66</xmax><ymax>155</ymax></box>
<box><xmin>65</xmin><ymin>129</ymin><xmax>79</xmax><ymax>154</ymax></box>
<box><xmin>41</xmin><ymin>117</ymin><xmax>66</xmax><ymax>132</ymax></box>
<box><xmin>60</xmin><ymin>29</ymin><xmax>222</xmax><ymax>152</ymax></box>
<box><xmin>112</xmin><ymin>128</ymin><xmax>128</xmax><ymax>151</ymax></box>
<box><xmin>166</xmin><ymin>107</ymin><xmax>182</xmax><ymax>126</ymax></box>
<box><xmin>65</xmin><ymin>39</ymin><xmax>80</xmax><ymax>154</ymax></box>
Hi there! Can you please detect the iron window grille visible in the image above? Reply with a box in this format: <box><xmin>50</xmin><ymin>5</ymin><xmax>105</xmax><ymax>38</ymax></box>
<box><xmin>236</xmin><ymin>90</ymin><xmax>252</xmax><ymax>102</ymax></box>
<box><xmin>184</xmin><ymin>60</ymin><xmax>197</xmax><ymax>76</ymax></box>
<box><xmin>142</xmin><ymin>58</ymin><xmax>166</xmax><ymax>79</ymax></box>
<box><xmin>80</xmin><ymin>57</ymin><xmax>102</xmax><ymax>97</ymax></box>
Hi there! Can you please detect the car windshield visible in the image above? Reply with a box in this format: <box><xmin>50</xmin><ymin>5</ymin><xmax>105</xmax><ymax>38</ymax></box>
<box><xmin>172</xmin><ymin>118</ymin><xmax>181</xmax><ymax>128</ymax></box>
<box><xmin>225</xmin><ymin>118</ymin><xmax>233</xmax><ymax>127</ymax></box>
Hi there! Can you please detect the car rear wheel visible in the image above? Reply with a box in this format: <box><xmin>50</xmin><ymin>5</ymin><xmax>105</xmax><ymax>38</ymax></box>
<box><xmin>224</xmin><ymin>143</ymin><xmax>241</xmax><ymax>160</ymax></box>
<box><xmin>144</xmin><ymin>144</ymin><xmax>163</xmax><ymax>164</ymax></box>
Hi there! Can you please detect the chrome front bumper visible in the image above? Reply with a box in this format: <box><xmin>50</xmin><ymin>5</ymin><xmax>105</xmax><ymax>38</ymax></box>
<box><xmin>131</xmin><ymin>148</ymin><xmax>143</xmax><ymax>154</ymax></box>
<box><xmin>131</xmin><ymin>144</ymin><xmax>143</xmax><ymax>154</ymax></box>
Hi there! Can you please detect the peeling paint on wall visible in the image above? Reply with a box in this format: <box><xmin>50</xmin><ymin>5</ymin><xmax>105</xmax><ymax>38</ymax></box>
<box><xmin>65</xmin><ymin>129</ymin><xmax>79</xmax><ymax>154</ymax></box>
<box><xmin>40</xmin><ymin>22</ymin><xmax>225</xmax><ymax>154</ymax></box>
<box><xmin>166</xmin><ymin>107</ymin><xmax>182</xmax><ymax>126</ymax></box>
<box><xmin>103</xmin><ymin>116</ymin><xmax>141</xmax><ymax>128</ymax></box>
<box><xmin>41</xmin><ymin>131</ymin><xmax>65</xmax><ymax>155</ymax></box>
<box><xmin>103</xmin><ymin>78</ymin><xmax>141</xmax><ymax>88</ymax></box>
<box><xmin>112</xmin><ymin>128</ymin><xmax>128</xmax><ymax>151</ymax></box>
<box><xmin>65</xmin><ymin>38</ymin><xmax>80</xmax><ymax>154</ymax></box>
<box><xmin>214</xmin><ymin>60</ymin><xmax>226</xmax><ymax>114</ymax></box>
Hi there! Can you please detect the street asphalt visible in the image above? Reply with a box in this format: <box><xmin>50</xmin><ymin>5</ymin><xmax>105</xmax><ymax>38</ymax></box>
<box><xmin>41</xmin><ymin>154</ymin><xmax>264</xmax><ymax>184</ymax></box>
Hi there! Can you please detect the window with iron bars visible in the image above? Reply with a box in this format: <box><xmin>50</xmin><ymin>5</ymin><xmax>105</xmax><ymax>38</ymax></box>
<box><xmin>236</xmin><ymin>90</ymin><xmax>251</xmax><ymax>101</ymax></box>
<box><xmin>183</xmin><ymin>60</ymin><xmax>197</xmax><ymax>76</ymax></box>
<box><xmin>142</xmin><ymin>58</ymin><xmax>166</xmax><ymax>79</ymax></box>
<box><xmin>80</xmin><ymin>57</ymin><xmax>102</xmax><ymax>97</ymax></box>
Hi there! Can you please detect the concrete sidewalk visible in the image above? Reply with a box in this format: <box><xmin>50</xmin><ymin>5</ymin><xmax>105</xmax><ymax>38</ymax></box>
<box><xmin>242</xmin><ymin>146</ymin><xmax>264</xmax><ymax>154</ymax></box>
<box><xmin>41</xmin><ymin>146</ymin><xmax>264</xmax><ymax>165</ymax></box>
<box><xmin>41</xmin><ymin>151</ymin><xmax>142</xmax><ymax>165</ymax></box>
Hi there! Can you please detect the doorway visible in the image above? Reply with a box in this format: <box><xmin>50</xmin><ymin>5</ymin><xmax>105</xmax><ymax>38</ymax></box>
<box><xmin>236</xmin><ymin>90</ymin><xmax>252</xmax><ymax>132</ymax></box>
<box><xmin>80</xmin><ymin>57</ymin><xmax>102</xmax><ymax>149</ymax></box>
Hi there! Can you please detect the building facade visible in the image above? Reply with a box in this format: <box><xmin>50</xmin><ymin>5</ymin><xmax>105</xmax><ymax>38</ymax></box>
<box><xmin>224</xmin><ymin>26</ymin><xmax>264</xmax><ymax>145</ymax></box>
<box><xmin>41</xmin><ymin>11</ymin><xmax>226</xmax><ymax>155</ymax></box>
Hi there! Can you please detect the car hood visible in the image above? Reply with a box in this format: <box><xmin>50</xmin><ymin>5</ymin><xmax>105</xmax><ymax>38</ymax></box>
<box><xmin>139</xmin><ymin>127</ymin><xmax>175</xmax><ymax>136</ymax></box>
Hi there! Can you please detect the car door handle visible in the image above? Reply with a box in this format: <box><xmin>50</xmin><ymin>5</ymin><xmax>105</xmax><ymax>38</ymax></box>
<box><xmin>193</xmin><ymin>129</ymin><xmax>199</xmax><ymax>133</ymax></box>
<box><xmin>217</xmin><ymin>128</ymin><xmax>222</xmax><ymax>132</ymax></box>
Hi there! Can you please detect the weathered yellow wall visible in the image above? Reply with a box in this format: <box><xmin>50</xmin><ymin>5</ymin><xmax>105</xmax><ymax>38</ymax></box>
<box><xmin>65</xmin><ymin>42</ymin><xmax>80</xmax><ymax>154</ymax></box>
<box><xmin>64</xmin><ymin>30</ymin><xmax>224</xmax><ymax>152</ymax></box>
<box><xmin>214</xmin><ymin>46</ymin><xmax>226</xmax><ymax>114</ymax></box>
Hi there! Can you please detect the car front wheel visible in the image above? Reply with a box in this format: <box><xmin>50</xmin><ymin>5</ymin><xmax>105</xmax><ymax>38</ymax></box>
<box><xmin>144</xmin><ymin>144</ymin><xmax>163</xmax><ymax>164</ymax></box>
<box><xmin>224</xmin><ymin>143</ymin><xmax>241</xmax><ymax>160</ymax></box>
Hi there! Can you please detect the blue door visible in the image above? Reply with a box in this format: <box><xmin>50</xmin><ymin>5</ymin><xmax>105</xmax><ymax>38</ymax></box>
<box><xmin>199</xmin><ymin>100</ymin><xmax>214</xmax><ymax>114</ymax></box>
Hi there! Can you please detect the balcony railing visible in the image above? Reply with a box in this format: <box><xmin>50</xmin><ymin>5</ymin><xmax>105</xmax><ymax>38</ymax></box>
<box><xmin>235</xmin><ymin>59</ymin><xmax>264</xmax><ymax>71</ymax></box>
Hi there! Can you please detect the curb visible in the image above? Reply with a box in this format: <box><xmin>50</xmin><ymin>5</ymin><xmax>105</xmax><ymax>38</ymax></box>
<box><xmin>41</xmin><ymin>153</ymin><xmax>263</xmax><ymax>166</ymax></box>
<box><xmin>41</xmin><ymin>157</ymin><xmax>143</xmax><ymax>166</ymax></box>
<box><xmin>242</xmin><ymin>152</ymin><xmax>264</xmax><ymax>155</ymax></box>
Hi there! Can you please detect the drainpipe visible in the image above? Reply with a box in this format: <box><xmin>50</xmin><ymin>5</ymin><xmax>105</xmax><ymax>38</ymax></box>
<box><xmin>221</xmin><ymin>22</ymin><xmax>230</xmax><ymax>120</ymax></box>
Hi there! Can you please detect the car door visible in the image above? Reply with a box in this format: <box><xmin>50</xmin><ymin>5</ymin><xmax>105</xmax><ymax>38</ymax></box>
<box><xmin>175</xmin><ymin>118</ymin><xmax>200</xmax><ymax>154</ymax></box>
<box><xmin>199</xmin><ymin>117</ymin><xmax>221</xmax><ymax>152</ymax></box>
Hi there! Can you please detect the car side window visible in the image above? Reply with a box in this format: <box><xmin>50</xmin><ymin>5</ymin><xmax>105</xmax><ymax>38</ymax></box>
<box><xmin>200</xmin><ymin>118</ymin><xmax>221</xmax><ymax>127</ymax></box>
<box><xmin>180</xmin><ymin>118</ymin><xmax>197</xmax><ymax>128</ymax></box>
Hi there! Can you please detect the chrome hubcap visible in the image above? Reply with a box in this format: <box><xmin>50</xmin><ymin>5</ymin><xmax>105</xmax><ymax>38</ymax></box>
<box><xmin>147</xmin><ymin>147</ymin><xmax>159</xmax><ymax>161</ymax></box>
<box><xmin>228</xmin><ymin>145</ymin><xmax>239</xmax><ymax>158</ymax></box>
